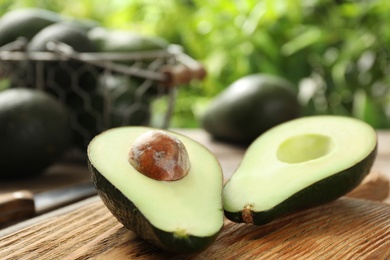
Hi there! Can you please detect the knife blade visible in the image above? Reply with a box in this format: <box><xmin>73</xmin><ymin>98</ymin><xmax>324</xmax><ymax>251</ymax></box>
<box><xmin>0</xmin><ymin>182</ymin><xmax>97</xmax><ymax>226</ymax></box>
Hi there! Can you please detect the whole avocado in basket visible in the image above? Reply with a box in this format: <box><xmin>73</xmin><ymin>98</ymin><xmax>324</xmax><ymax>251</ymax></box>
<box><xmin>0</xmin><ymin>8</ymin><xmax>61</xmax><ymax>47</ymax></box>
<box><xmin>201</xmin><ymin>74</ymin><xmax>301</xmax><ymax>144</ymax></box>
<box><xmin>97</xmin><ymin>74</ymin><xmax>152</xmax><ymax>127</ymax></box>
<box><xmin>70</xmin><ymin>74</ymin><xmax>153</xmax><ymax>150</ymax></box>
<box><xmin>0</xmin><ymin>8</ymin><xmax>100</xmax><ymax>48</ymax></box>
<box><xmin>87</xmin><ymin>27</ymin><xmax>171</xmax><ymax>97</ymax></box>
<box><xmin>87</xmin><ymin>27</ymin><xmax>169</xmax><ymax>54</ymax></box>
<box><xmin>27</xmin><ymin>22</ymin><xmax>99</xmax><ymax>92</ymax></box>
<box><xmin>0</xmin><ymin>88</ymin><xmax>72</xmax><ymax>179</ymax></box>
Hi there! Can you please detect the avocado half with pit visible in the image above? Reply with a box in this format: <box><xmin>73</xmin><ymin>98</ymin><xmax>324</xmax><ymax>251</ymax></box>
<box><xmin>87</xmin><ymin>127</ymin><xmax>224</xmax><ymax>253</ymax></box>
<box><xmin>223</xmin><ymin>115</ymin><xmax>377</xmax><ymax>225</ymax></box>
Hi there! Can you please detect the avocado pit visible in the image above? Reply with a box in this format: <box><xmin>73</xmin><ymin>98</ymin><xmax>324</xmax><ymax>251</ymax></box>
<box><xmin>128</xmin><ymin>130</ymin><xmax>190</xmax><ymax>181</ymax></box>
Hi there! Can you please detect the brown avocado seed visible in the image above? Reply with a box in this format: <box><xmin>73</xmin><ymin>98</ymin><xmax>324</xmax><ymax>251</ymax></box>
<box><xmin>128</xmin><ymin>130</ymin><xmax>190</xmax><ymax>181</ymax></box>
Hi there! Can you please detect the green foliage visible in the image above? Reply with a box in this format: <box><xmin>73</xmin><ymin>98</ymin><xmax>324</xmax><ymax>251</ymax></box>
<box><xmin>2</xmin><ymin>0</ymin><xmax>390</xmax><ymax>128</ymax></box>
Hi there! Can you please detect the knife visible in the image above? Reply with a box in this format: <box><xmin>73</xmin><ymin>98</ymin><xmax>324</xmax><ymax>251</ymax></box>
<box><xmin>0</xmin><ymin>182</ymin><xmax>97</xmax><ymax>226</ymax></box>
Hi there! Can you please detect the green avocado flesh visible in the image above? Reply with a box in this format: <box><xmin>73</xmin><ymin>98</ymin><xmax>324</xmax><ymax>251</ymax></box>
<box><xmin>223</xmin><ymin>116</ymin><xmax>377</xmax><ymax>225</ymax></box>
<box><xmin>88</xmin><ymin>127</ymin><xmax>224</xmax><ymax>253</ymax></box>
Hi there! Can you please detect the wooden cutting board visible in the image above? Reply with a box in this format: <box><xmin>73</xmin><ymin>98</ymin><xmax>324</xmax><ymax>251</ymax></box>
<box><xmin>0</xmin><ymin>197</ymin><xmax>389</xmax><ymax>259</ymax></box>
<box><xmin>0</xmin><ymin>172</ymin><xmax>389</xmax><ymax>260</ymax></box>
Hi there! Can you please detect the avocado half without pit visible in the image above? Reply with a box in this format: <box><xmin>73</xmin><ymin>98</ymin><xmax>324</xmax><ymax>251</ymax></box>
<box><xmin>87</xmin><ymin>127</ymin><xmax>224</xmax><ymax>253</ymax></box>
<box><xmin>223</xmin><ymin>115</ymin><xmax>377</xmax><ymax>225</ymax></box>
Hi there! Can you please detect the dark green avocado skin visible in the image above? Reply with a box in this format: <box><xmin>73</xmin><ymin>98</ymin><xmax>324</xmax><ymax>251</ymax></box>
<box><xmin>27</xmin><ymin>22</ymin><xmax>98</xmax><ymax>92</ymax></box>
<box><xmin>201</xmin><ymin>74</ymin><xmax>301</xmax><ymax>145</ymax></box>
<box><xmin>0</xmin><ymin>8</ymin><xmax>61</xmax><ymax>47</ymax></box>
<box><xmin>0</xmin><ymin>88</ymin><xmax>71</xmax><ymax>178</ymax></box>
<box><xmin>224</xmin><ymin>145</ymin><xmax>377</xmax><ymax>225</ymax></box>
<box><xmin>88</xmin><ymin>162</ymin><xmax>221</xmax><ymax>254</ymax></box>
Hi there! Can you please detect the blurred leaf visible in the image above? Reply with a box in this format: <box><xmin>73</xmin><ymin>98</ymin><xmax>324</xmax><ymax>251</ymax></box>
<box><xmin>281</xmin><ymin>27</ymin><xmax>323</xmax><ymax>56</ymax></box>
<box><xmin>353</xmin><ymin>90</ymin><xmax>385</xmax><ymax>128</ymax></box>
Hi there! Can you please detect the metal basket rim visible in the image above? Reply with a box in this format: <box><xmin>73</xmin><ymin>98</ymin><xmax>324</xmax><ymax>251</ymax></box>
<box><xmin>0</xmin><ymin>47</ymin><xmax>180</xmax><ymax>62</ymax></box>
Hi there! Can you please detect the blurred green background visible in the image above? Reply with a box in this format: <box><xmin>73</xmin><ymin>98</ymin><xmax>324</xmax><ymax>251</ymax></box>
<box><xmin>1</xmin><ymin>0</ymin><xmax>390</xmax><ymax>128</ymax></box>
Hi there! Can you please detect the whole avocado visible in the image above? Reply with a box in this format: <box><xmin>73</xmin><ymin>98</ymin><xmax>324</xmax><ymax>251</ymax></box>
<box><xmin>68</xmin><ymin>74</ymin><xmax>152</xmax><ymax>150</ymax></box>
<box><xmin>97</xmin><ymin>74</ymin><xmax>152</xmax><ymax>127</ymax></box>
<box><xmin>0</xmin><ymin>88</ymin><xmax>72</xmax><ymax>178</ymax></box>
<box><xmin>87</xmin><ymin>27</ymin><xmax>169</xmax><ymax>53</ymax></box>
<box><xmin>27</xmin><ymin>22</ymin><xmax>98</xmax><ymax>91</ymax></box>
<box><xmin>28</xmin><ymin>22</ymin><xmax>97</xmax><ymax>53</ymax></box>
<box><xmin>201</xmin><ymin>74</ymin><xmax>301</xmax><ymax>144</ymax></box>
<box><xmin>87</xmin><ymin>27</ymin><xmax>170</xmax><ymax>97</ymax></box>
<box><xmin>0</xmin><ymin>8</ymin><xmax>61</xmax><ymax>47</ymax></box>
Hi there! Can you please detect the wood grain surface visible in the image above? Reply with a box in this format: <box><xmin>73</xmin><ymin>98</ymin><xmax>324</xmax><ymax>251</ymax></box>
<box><xmin>0</xmin><ymin>169</ymin><xmax>389</xmax><ymax>260</ymax></box>
<box><xmin>0</xmin><ymin>196</ymin><xmax>389</xmax><ymax>260</ymax></box>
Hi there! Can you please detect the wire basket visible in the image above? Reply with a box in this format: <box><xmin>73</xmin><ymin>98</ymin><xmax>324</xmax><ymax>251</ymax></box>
<box><xmin>0</xmin><ymin>38</ymin><xmax>205</xmax><ymax>149</ymax></box>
